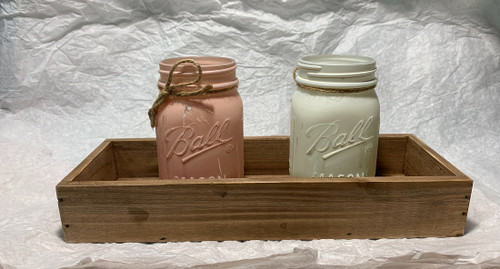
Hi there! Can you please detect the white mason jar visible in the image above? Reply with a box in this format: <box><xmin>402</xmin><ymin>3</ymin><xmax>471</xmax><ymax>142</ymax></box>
<box><xmin>290</xmin><ymin>55</ymin><xmax>380</xmax><ymax>178</ymax></box>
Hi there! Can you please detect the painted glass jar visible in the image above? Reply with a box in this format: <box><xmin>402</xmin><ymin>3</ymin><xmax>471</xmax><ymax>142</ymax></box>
<box><xmin>149</xmin><ymin>57</ymin><xmax>244</xmax><ymax>179</ymax></box>
<box><xmin>290</xmin><ymin>55</ymin><xmax>380</xmax><ymax>178</ymax></box>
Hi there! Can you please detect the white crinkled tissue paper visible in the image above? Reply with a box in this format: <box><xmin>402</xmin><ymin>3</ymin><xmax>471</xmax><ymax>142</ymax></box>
<box><xmin>1</xmin><ymin>0</ymin><xmax>499</xmax><ymax>268</ymax></box>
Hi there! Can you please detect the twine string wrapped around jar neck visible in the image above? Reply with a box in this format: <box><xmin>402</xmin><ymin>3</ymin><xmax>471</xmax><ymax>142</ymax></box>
<box><xmin>293</xmin><ymin>67</ymin><xmax>376</xmax><ymax>93</ymax></box>
<box><xmin>148</xmin><ymin>59</ymin><xmax>237</xmax><ymax>128</ymax></box>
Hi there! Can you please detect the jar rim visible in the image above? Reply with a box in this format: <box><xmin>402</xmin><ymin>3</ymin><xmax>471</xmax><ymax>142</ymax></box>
<box><xmin>159</xmin><ymin>56</ymin><xmax>236</xmax><ymax>71</ymax></box>
<box><xmin>296</xmin><ymin>54</ymin><xmax>378</xmax><ymax>89</ymax></box>
<box><xmin>158</xmin><ymin>56</ymin><xmax>238</xmax><ymax>91</ymax></box>
<box><xmin>299</xmin><ymin>54</ymin><xmax>376</xmax><ymax>70</ymax></box>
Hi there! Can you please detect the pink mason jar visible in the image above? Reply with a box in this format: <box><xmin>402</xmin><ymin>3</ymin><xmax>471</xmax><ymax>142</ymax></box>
<box><xmin>148</xmin><ymin>57</ymin><xmax>244</xmax><ymax>179</ymax></box>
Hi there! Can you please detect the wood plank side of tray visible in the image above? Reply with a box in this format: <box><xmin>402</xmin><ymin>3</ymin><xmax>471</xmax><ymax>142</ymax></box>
<box><xmin>57</xmin><ymin>176</ymin><xmax>471</xmax><ymax>243</ymax></box>
<box><xmin>104</xmin><ymin>135</ymin><xmax>409</xmax><ymax>179</ymax></box>
<box><xmin>56</xmin><ymin>135</ymin><xmax>472</xmax><ymax>243</ymax></box>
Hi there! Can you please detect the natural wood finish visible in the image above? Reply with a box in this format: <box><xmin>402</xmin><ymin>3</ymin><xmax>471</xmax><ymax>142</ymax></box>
<box><xmin>112</xmin><ymin>138</ymin><xmax>158</xmax><ymax>178</ymax></box>
<box><xmin>375</xmin><ymin>134</ymin><xmax>407</xmax><ymax>176</ymax></box>
<box><xmin>243</xmin><ymin>136</ymin><xmax>289</xmax><ymax>175</ymax></box>
<box><xmin>57</xmin><ymin>135</ymin><xmax>473</xmax><ymax>243</ymax></box>
<box><xmin>91</xmin><ymin>135</ymin><xmax>411</xmax><ymax>180</ymax></box>
<box><xmin>109</xmin><ymin>137</ymin><xmax>292</xmax><ymax>178</ymax></box>
<box><xmin>405</xmin><ymin>135</ymin><xmax>465</xmax><ymax>177</ymax></box>
<box><xmin>72</xmin><ymin>141</ymin><xmax>116</xmax><ymax>182</ymax></box>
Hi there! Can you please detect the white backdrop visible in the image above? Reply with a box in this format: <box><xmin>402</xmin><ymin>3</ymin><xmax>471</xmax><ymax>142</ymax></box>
<box><xmin>1</xmin><ymin>0</ymin><xmax>500</xmax><ymax>268</ymax></box>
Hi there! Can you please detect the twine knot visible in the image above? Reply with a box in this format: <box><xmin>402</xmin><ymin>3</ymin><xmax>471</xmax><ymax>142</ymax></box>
<box><xmin>148</xmin><ymin>59</ymin><xmax>213</xmax><ymax>128</ymax></box>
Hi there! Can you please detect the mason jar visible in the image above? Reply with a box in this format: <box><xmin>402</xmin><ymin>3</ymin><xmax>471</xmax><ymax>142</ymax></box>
<box><xmin>290</xmin><ymin>55</ymin><xmax>380</xmax><ymax>178</ymax></box>
<box><xmin>149</xmin><ymin>56</ymin><xmax>244</xmax><ymax>179</ymax></box>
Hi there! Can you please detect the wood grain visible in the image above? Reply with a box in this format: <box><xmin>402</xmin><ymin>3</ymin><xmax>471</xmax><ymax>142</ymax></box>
<box><xmin>104</xmin><ymin>135</ymin><xmax>416</xmax><ymax>178</ymax></box>
<box><xmin>72</xmin><ymin>140</ymin><xmax>116</xmax><ymax>182</ymax></box>
<box><xmin>56</xmin><ymin>135</ymin><xmax>473</xmax><ymax>243</ymax></box>
<box><xmin>112</xmin><ymin>138</ymin><xmax>158</xmax><ymax>178</ymax></box>
<box><xmin>57</xmin><ymin>178</ymin><xmax>471</xmax><ymax>242</ymax></box>
<box><xmin>244</xmin><ymin>136</ymin><xmax>289</xmax><ymax>175</ymax></box>
<box><xmin>405</xmin><ymin>135</ymin><xmax>456</xmax><ymax>176</ymax></box>
<box><xmin>376</xmin><ymin>134</ymin><xmax>407</xmax><ymax>176</ymax></box>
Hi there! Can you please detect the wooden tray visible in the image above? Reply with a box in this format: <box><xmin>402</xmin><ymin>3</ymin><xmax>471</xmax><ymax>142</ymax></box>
<box><xmin>56</xmin><ymin>134</ymin><xmax>472</xmax><ymax>243</ymax></box>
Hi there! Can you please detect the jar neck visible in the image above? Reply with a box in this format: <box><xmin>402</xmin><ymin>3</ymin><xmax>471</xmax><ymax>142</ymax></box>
<box><xmin>169</xmin><ymin>87</ymin><xmax>240</xmax><ymax>100</ymax></box>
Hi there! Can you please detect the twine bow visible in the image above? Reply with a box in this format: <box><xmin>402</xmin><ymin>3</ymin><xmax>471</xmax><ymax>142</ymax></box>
<box><xmin>148</xmin><ymin>59</ymin><xmax>213</xmax><ymax>128</ymax></box>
